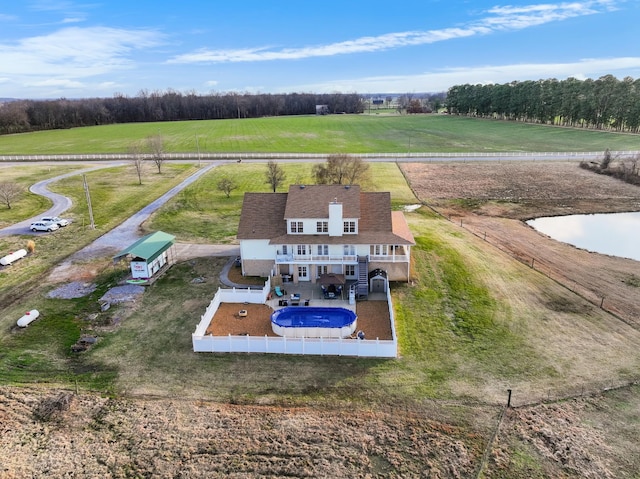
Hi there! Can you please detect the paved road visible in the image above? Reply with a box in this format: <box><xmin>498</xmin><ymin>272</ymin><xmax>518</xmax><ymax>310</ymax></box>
<box><xmin>0</xmin><ymin>163</ymin><xmax>125</xmax><ymax>237</ymax></box>
<box><xmin>1</xmin><ymin>162</ymin><xmax>239</xmax><ymax>281</ymax></box>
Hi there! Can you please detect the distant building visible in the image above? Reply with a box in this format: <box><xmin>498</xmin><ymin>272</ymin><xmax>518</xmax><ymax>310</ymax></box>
<box><xmin>316</xmin><ymin>104</ymin><xmax>329</xmax><ymax>115</ymax></box>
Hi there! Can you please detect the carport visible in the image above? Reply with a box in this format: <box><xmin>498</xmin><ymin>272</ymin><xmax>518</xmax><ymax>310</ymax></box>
<box><xmin>113</xmin><ymin>231</ymin><xmax>176</xmax><ymax>282</ymax></box>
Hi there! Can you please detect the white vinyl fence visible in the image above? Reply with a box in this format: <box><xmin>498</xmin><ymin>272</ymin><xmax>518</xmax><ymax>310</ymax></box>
<box><xmin>192</xmin><ymin>279</ymin><xmax>398</xmax><ymax>358</ymax></box>
<box><xmin>3</xmin><ymin>150</ymin><xmax>639</xmax><ymax>163</ymax></box>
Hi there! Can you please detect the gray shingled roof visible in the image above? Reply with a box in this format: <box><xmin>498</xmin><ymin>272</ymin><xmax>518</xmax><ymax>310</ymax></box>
<box><xmin>284</xmin><ymin>184</ymin><xmax>361</xmax><ymax>219</ymax></box>
<box><xmin>237</xmin><ymin>187</ymin><xmax>415</xmax><ymax>245</ymax></box>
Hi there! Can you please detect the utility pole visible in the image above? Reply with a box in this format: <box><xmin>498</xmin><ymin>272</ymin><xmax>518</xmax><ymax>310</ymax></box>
<box><xmin>83</xmin><ymin>174</ymin><xmax>95</xmax><ymax>229</ymax></box>
<box><xmin>195</xmin><ymin>134</ymin><xmax>201</xmax><ymax>167</ymax></box>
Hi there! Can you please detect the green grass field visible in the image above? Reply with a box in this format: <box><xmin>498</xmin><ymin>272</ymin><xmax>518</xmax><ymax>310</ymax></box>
<box><xmin>0</xmin><ymin>165</ymin><xmax>83</xmax><ymax>226</ymax></box>
<box><xmin>147</xmin><ymin>161</ymin><xmax>417</xmax><ymax>242</ymax></box>
<box><xmin>1</xmin><ymin>114</ymin><xmax>638</xmax><ymax>155</ymax></box>
<box><xmin>0</xmin><ymin>163</ymin><xmax>198</xmax><ymax>308</ymax></box>
<box><xmin>3</xmin><ymin>160</ymin><xmax>638</xmax><ymax>410</ymax></box>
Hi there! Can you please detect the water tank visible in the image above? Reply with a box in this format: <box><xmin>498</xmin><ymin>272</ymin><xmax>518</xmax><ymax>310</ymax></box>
<box><xmin>17</xmin><ymin>309</ymin><xmax>40</xmax><ymax>328</ymax></box>
<box><xmin>0</xmin><ymin>249</ymin><xmax>27</xmax><ymax>266</ymax></box>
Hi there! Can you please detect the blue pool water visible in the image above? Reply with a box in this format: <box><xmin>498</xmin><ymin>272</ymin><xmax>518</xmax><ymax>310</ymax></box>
<box><xmin>271</xmin><ymin>306</ymin><xmax>357</xmax><ymax>328</ymax></box>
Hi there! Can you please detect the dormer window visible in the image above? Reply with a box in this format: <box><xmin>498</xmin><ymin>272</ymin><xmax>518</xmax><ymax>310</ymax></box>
<box><xmin>290</xmin><ymin>221</ymin><xmax>303</xmax><ymax>233</ymax></box>
<box><xmin>316</xmin><ymin>221</ymin><xmax>328</xmax><ymax>233</ymax></box>
<box><xmin>343</xmin><ymin>221</ymin><xmax>356</xmax><ymax>233</ymax></box>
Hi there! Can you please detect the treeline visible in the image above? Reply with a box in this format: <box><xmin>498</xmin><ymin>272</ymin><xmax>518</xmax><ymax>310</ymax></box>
<box><xmin>0</xmin><ymin>91</ymin><xmax>364</xmax><ymax>135</ymax></box>
<box><xmin>446</xmin><ymin>75</ymin><xmax>640</xmax><ymax>132</ymax></box>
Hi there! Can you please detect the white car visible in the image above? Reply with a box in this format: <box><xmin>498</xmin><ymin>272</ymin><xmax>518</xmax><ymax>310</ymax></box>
<box><xmin>41</xmin><ymin>216</ymin><xmax>69</xmax><ymax>227</ymax></box>
<box><xmin>30</xmin><ymin>221</ymin><xmax>59</xmax><ymax>232</ymax></box>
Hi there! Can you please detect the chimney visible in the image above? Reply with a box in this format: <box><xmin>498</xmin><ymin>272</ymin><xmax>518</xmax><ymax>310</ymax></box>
<box><xmin>328</xmin><ymin>199</ymin><xmax>343</xmax><ymax>237</ymax></box>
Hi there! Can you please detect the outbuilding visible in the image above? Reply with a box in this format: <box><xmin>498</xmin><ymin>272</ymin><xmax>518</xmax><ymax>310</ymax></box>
<box><xmin>113</xmin><ymin>231</ymin><xmax>176</xmax><ymax>281</ymax></box>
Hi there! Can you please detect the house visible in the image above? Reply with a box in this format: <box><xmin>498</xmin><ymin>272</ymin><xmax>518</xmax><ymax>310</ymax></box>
<box><xmin>237</xmin><ymin>185</ymin><xmax>415</xmax><ymax>297</ymax></box>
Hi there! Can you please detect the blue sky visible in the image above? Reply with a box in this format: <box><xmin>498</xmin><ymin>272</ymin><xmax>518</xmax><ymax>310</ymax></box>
<box><xmin>1</xmin><ymin>0</ymin><xmax>639</xmax><ymax>99</ymax></box>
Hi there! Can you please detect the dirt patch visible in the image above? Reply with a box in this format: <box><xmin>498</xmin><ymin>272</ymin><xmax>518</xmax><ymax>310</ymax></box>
<box><xmin>207</xmin><ymin>301</ymin><xmax>392</xmax><ymax>340</ymax></box>
<box><xmin>400</xmin><ymin>160</ymin><xmax>640</xmax><ymax>327</ymax></box>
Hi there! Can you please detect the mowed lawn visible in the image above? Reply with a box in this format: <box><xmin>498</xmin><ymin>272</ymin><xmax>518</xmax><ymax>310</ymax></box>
<box><xmin>1</xmin><ymin>114</ymin><xmax>639</xmax><ymax>155</ymax></box>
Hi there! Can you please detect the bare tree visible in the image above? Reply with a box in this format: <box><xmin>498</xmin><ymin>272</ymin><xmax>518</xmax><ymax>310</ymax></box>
<box><xmin>0</xmin><ymin>182</ymin><xmax>23</xmax><ymax>209</ymax></box>
<box><xmin>313</xmin><ymin>154</ymin><xmax>369</xmax><ymax>185</ymax></box>
<box><xmin>128</xmin><ymin>142</ymin><xmax>146</xmax><ymax>185</ymax></box>
<box><xmin>147</xmin><ymin>134</ymin><xmax>165</xmax><ymax>173</ymax></box>
<box><xmin>265</xmin><ymin>160</ymin><xmax>286</xmax><ymax>192</ymax></box>
<box><xmin>217</xmin><ymin>177</ymin><xmax>237</xmax><ymax>198</ymax></box>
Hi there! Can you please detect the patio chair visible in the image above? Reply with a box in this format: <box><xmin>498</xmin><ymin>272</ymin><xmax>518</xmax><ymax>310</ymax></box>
<box><xmin>274</xmin><ymin>286</ymin><xmax>284</xmax><ymax>297</ymax></box>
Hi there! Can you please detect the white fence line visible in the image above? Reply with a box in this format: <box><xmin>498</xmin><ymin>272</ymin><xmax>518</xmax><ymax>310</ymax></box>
<box><xmin>192</xmin><ymin>334</ymin><xmax>397</xmax><ymax>357</ymax></box>
<box><xmin>192</xmin><ymin>276</ymin><xmax>398</xmax><ymax>358</ymax></box>
<box><xmin>1</xmin><ymin>151</ymin><xmax>638</xmax><ymax>162</ymax></box>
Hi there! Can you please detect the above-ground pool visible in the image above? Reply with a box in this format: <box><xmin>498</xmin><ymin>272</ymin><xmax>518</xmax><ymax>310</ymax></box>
<box><xmin>271</xmin><ymin>306</ymin><xmax>357</xmax><ymax>338</ymax></box>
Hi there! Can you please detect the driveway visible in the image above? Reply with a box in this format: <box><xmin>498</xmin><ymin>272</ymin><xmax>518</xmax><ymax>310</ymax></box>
<box><xmin>0</xmin><ymin>161</ymin><xmax>239</xmax><ymax>281</ymax></box>
<box><xmin>0</xmin><ymin>163</ymin><xmax>124</xmax><ymax>237</ymax></box>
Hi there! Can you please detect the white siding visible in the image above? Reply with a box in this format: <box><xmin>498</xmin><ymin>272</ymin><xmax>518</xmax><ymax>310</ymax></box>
<box><xmin>240</xmin><ymin>239</ymin><xmax>275</xmax><ymax>260</ymax></box>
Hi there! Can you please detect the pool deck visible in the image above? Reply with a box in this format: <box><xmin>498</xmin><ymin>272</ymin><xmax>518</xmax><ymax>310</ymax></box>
<box><xmin>268</xmin><ymin>282</ymin><xmax>386</xmax><ymax>313</ymax></box>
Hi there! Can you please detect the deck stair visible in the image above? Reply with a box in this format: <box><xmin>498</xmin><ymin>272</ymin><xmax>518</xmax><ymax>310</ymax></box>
<box><xmin>357</xmin><ymin>255</ymin><xmax>369</xmax><ymax>300</ymax></box>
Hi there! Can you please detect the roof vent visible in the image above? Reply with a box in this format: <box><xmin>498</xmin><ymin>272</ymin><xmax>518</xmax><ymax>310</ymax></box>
<box><xmin>300</xmin><ymin>185</ymin><xmax>305</xmax><ymax>189</ymax></box>
<box><xmin>345</xmin><ymin>185</ymin><xmax>350</xmax><ymax>189</ymax></box>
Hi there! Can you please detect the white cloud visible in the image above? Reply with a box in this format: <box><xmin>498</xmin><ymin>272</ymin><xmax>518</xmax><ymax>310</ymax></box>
<box><xmin>61</xmin><ymin>17</ymin><xmax>85</xmax><ymax>24</ymax></box>
<box><xmin>284</xmin><ymin>57</ymin><xmax>640</xmax><ymax>93</ymax></box>
<box><xmin>168</xmin><ymin>0</ymin><xmax>616</xmax><ymax>64</ymax></box>
<box><xmin>0</xmin><ymin>26</ymin><xmax>163</xmax><ymax>77</ymax></box>
<box><xmin>204</xmin><ymin>80</ymin><xmax>219</xmax><ymax>87</ymax></box>
<box><xmin>25</xmin><ymin>78</ymin><xmax>84</xmax><ymax>88</ymax></box>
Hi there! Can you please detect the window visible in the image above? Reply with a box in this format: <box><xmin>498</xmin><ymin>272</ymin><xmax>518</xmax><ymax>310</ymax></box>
<box><xmin>345</xmin><ymin>265</ymin><xmax>355</xmax><ymax>276</ymax></box>
<box><xmin>297</xmin><ymin>244</ymin><xmax>307</xmax><ymax>255</ymax></box>
<box><xmin>317</xmin><ymin>265</ymin><xmax>328</xmax><ymax>277</ymax></box>
<box><xmin>317</xmin><ymin>244</ymin><xmax>328</xmax><ymax>255</ymax></box>
<box><xmin>343</xmin><ymin>221</ymin><xmax>356</xmax><ymax>233</ymax></box>
<box><xmin>343</xmin><ymin>245</ymin><xmax>356</xmax><ymax>256</ymax></box>
<box><xmin>282</xmin><ymin>245</ymin><xmax>288</xmax><ymax>254</ymax></box>
<box><xmin>290</xmin><ymin>221</ymin><xmax>304</xmax><ymax>233</ymax></box>
<box><xmin>316</xmin><ymin>221</ymin><xmax>328</xmax><ymax>233</ymax></box>
<box><xmin>371</xmin><ymin>245</ymin><xmax>389</xmax><ymax>256</ymax></box>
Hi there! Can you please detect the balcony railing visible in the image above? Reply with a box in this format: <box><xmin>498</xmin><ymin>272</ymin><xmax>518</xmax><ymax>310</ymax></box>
<box><xmin>369</xmin><ymin>254</ymin><xmax>409</xmax><ymax>263</ymax></box>
<box><xmin>276</xmin><ymin>254</ymin><xmax>358</xmax><ymax>264</ymax></box>
<box><xmin>275</xmin><ymin>253</ymin><xmax>409</xmax><ymax>264</ymax></box>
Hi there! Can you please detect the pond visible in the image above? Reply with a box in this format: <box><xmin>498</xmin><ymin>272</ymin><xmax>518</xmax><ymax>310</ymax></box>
<box><xmin>527</xmin><ymin>212</ymin><xmax>640</xmax><ymax>262</ymax></box>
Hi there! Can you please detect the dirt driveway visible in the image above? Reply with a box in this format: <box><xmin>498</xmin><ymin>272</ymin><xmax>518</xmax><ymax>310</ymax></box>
<box><xmin>400</xmin><ymin>160</ymin><xmax>640</xmax><ymax>327</ymax></box>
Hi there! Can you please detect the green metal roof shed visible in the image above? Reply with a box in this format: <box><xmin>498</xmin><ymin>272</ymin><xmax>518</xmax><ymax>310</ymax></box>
<box><xmin>113</xmin><ymin>231</ymin><xmax>176</xmax><ymax>263</ymax></box>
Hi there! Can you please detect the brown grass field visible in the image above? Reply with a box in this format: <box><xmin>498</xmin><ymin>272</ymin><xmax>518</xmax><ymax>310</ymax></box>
<box><xmin>3</xmin><ymin>159</ymin><xmax>640</xmax><ymax>478</ymax></box>
<box><xmin>401</xmin><ymin>160</ymin><xmax>640</xmax><ymax>326</ymax></box>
